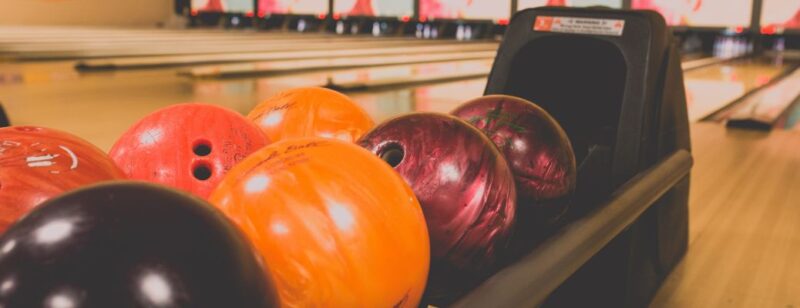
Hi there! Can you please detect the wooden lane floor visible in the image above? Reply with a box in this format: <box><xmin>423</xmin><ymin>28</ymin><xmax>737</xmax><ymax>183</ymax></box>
<box><xmin>0</xmin><ymin>30</ymin><xmax>325</xmax><ymax>44</ymax></box>
<box><xmin>0</xmin><ymin>25</ymin><xmax>491</xmax><ymax>61</ymax></box>
<box><xmin>0</xmin><ymin>33</ymin><xmax>448</xmax><ymax>53</ymax></box>
<box><xmin>1</xmin><ymin>37</ymin><xmax>475</xmax><ymax>61</ymax></box>
<box><xmin>0</xmin><ymin>53</ymin><xmax>787</xmax><ymax>148</ymax></box>
<box><xmin>0</xmin><ymin>25</ymin><xmax>327</xmax><ymax>42</ymax></box>
<box><xmin>76</xmin><ymin>42</ymin><xmax>499</xmax><ymax>70</ymax></box>
<box><xmin>652</xmin><ymin>123</ymin><xmax>800</xmax><ymax>308</ymax></box>
<box><xmin>0</xmin><ymin>36</ymin><xmax>426</xmax><ymax>52</ymax></box>
<box><xmin>180</xmin><ymin>50</ymin><xmax>495</xmax><ymax>78</ymax></box>
<box><xmin>0</xmin><ymin>58</ymin><xmax>489</xmax><ymax>150</ymax></box>
<box><xmin>684</xmin><ymin>56</ymin><xmax>789</xmax><ymax>121</ymax></box>
<box><xmin>0</xmin><ymin>27</ymin><xmax>327</xmax><ymax>54</ymax></box>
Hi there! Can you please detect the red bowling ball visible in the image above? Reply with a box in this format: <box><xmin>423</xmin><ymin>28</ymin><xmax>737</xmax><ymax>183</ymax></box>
<box><xmin>110</xmin><ymin>103</ymin><xmax>270</xmax><ymax>199</ymax></box>
<box><xmin>452</xmin><ymin>95</ymin><xmax>576</xmax><ymax>227</ymax></box>
<box><xmin>358</xmin><ymin>113</ymin><xmax>516</xmax><ymax>275</ymax></box>
<box><xmin>0</xmin><ymin>126</ymin><xmax>124</xmax><ymax>232</ymax></box>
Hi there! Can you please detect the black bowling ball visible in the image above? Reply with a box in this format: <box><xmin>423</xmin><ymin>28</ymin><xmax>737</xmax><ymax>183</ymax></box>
<box><xmin>0</xmin><ymin>182</ymin><xmax>277</xmax><ymax>307</ymax></box>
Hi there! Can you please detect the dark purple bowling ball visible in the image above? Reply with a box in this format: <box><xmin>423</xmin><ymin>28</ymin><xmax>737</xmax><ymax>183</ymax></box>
<box><xmin>0</xmin><ymin>182</ymin><xmax>278</xmax><ymax>308</ymax></box>
<box><xmin>358</xmin><ymin>113</ymin><xmax>516</xmax><ymax>275</ymax></box>
<box><xmin>452</xmin><ymin>95</ymin><xmax>577</xmax><ymax>227</ymax></box>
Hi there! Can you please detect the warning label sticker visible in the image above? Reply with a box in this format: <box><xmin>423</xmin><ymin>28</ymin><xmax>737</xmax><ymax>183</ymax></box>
<box><xmin>533</xmin><ymin>16</ymin><xmax>625</xmax><ymax>36</ymax></box>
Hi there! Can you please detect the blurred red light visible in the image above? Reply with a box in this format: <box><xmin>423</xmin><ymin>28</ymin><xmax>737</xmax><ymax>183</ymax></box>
<box><xmin>401</xmin><ymin>16</ymin><xmax>411</xmax><ymax>22</ymax></box>
<box><xmin>318</xmin><ymin>13</ymin><xmax>327</xmax><ymax>20</ymax></box>
<box><xmin>333</xmin><ymin>13</ymin><xmax>341</xmax><ymax>20</ymax></box>
<box><xmin>755</xmin><ymin>75</ymin><xmax>770</xmax><ymax>86</ymax></box>
<box><xmin>498</xmin><ymin>19</ymin><xmax>510</xmax><ymax>25</ymax></box>
<box><xmin>761</xmin><ymin>25</ymin><xmax>776</xmax><ymax>35</ymax></box>
<box><xmin>245</xmin><ymin>11</ymin><xmax>254</xmax><ymax>18</ymax></box>
<box><xmin>190</xmin><ymin>10</ymin><xmax>198</xmax><ymax>16</ymax></box>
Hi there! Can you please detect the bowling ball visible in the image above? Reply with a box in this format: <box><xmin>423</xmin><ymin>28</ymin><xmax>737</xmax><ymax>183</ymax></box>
<box><xmin>0</xmin><ymin>182</ymin><xmax>278</xmax><ymax>307</ymax></box>
<box><xmin>110</xmin><ymin>103</ymin><xmax>270</xmax><ymax>199</ymax></box>
<box><xmin>452</xmin><ymin>95</ymin><xmax>576</xmax><ymax>227</ymax></box>
<box><xmin>210</xmin><ymin>138</ymin><xmax>429</xmax><ymax>307</ymax></box>
<box><xmin>0</xmin><ymin>126</ymin><xmax>124</xmax><ymax>233</ymax></box>
<box><xmin>358</xmin><ymin>113</ymin><xmax>516</xmax><ymax>277</ymax></box>
<box><xmin>246</xmin><ymin>87</ymin><xmax>374</xmax><ymax>143</ymax></box>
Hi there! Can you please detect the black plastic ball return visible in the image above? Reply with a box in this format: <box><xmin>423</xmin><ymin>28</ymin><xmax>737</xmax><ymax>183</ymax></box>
<box><xmin>449</xmin><ymin>7</ymin><xmax>692</xmax><ymax>308</ymax></box>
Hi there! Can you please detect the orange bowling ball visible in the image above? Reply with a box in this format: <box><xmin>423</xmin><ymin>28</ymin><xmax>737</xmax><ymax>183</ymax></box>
<box><xmin>210</xmin><ymin>138</ymin><xmax>429</xmax><ymax>307</ymax></box>
<box><xmin>247</xmin><ymin>87</ymin><xmax>374</xmax><ymax>142</ymax></box>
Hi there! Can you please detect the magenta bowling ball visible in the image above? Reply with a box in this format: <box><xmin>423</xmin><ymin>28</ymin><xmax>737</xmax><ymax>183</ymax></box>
<box><xmin>358</xmin><ymin>112</ymin><xmax>516</xmax><ymax>274</ymax></box>
<box><xmin>452</xmin><ymin>95</ymin><xmax>576</xmax><ymax>227</ymax></box>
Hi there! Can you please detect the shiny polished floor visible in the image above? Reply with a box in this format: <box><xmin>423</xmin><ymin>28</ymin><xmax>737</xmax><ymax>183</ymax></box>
<box><xmin>684</xmin><ymin>56</ymin><xmax>788</xmax><ymax>121</ymax></box>
<box><xmin>652</xmin><ymin>123</ymin><xmax>800</xmax><ymax>308</ymax></box>
<box><xmin>0</xmin><ymin>59</ymin><xmax>490</xmax><ymax>150</ymax></box>
<box><xmin>1</xmin><ymin>33</ymin><xmax>800</xmax><ymax>308</ymax></box>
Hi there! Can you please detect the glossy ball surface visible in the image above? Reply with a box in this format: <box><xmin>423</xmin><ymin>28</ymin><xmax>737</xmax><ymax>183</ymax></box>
<box><xmin>247</xmin><ymin>87</ymin><xmax>374</xmax><ymax>143</ymax></box>
<box><xmin>452</xmin><ymin>95</ymin><xmax>576</xmax><ymax>226</ymax></box>
<box><xmin>358</xmin><ymin>113</ymin><xmax>516</xmax><ymax>274</ymax></box>
<box><xmin>210</xmin><ymin>138</ymin><xmax>429</xmax><ymax>307</ymax></box>
<box><xmin>0</xmin><ymin>182</ymin><xmax>278</xmax><ymax>307</ymax></box>
<box><xmin>110</xmin><ymin>103</ymin><xmax>270</xmax><ymax>199</ymax></box>
<box><xmin>0</xmin><ymin>126</ymin><xmax>124</xmax><ymax>232</ymax></box>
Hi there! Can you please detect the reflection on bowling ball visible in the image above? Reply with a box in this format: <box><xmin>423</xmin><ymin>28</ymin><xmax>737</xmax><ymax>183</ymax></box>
<box><xmin>358</xmin><ymin>113</ymin><xmax>515</xmax><ymax>301</ymax></box>
<box><xmin>452</xmin><ymin>95</ymin><xmax>576</xmax><ymax>228</ymax></box>
<box><xmin>110</xmin><ymin>103</ymin><xmax>270</xmax><ymax>199</ymax></box>
<box><xmin>0</xmin><ymin>182</ymin><xmax>278</xmax><ymax>307</ymax></box>
<box><xmin>247</xmin><ymin>87</ymin><xmax>374</xmax><ymax>143</ymax></box>
<box><xmin>210</xmin><ymin>138</ymin><xmax>429</xmax><ymax>307</ymax></box>
<box><xmin>0</xmin><ymin>126</ymin><xmax>124</xmax><ymax>233</ymax></box>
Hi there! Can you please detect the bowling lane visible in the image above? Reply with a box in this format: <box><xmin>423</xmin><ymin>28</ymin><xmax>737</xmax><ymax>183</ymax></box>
<box><xmin>0</xmin><ymin>26</ymin><xmax>486</xmax><ymax>61</ymax></box>
<box><xmin>0</xmin><ymin>30</ymin><xmax>323</xmax><ymax>45</ymax></box>
<box><xmin>771</xmin><ymin>68</ymin><xmax>800</xmax><ymax>130</ymax></box>
<box><xmin>1</xmin><ymin>37</ymin><xmax>424</xmax><ymax>54</ymax></box>
<box><xmin>77</xmin><ymin>42</ymin><xmax>498</xmax><ymax>70</ymax></box>
<box><xmin>684</xmin><ymin>56</ymin><xmax>789</xmax><ymax>121</ymax></box>
<box><xmin>350</xmin><ymin>55</ymin><xmax>793</xmax><ymax>124</ymax></box>
<box><xmin>2</xmin><ymin>48</ymin><xmax>782</xmax><ymax>151</ymax></box>
<box><xmin>0</xmin><ymin>26</ymin><xmax>328</xmax><ymax>44</ymax></box>
<box><xmin>2</xmin><ymin>37</ymin><xmax>460</xmax><ymax>61</ymax></box>
<box><xmin>0</xmin><ymin>51</ymin><xmax>744</xmax><ymax>151</ymax></box>
<box><xmin>652</xmin><ymin>123</ymin><xmax>800</xmax><ymax>308</ymax></box>
<box><xmin>720</xmin><ymin>66</ymin><xmax>800</xmax><ymax>128</ymax></box>
<box><xmin>0</xmin><ymin>59</ymin><xmax>490</xmax><ymax>150</ymax></box>
<box><xmin>181</xmin><ymin>51</ymin><xmax>495</xmax><ymax>78</ymax></box>
<box><xmin>0</xmin><ymin>27</ymin><xmax>324</xmax><ymax>42</ymax></box>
